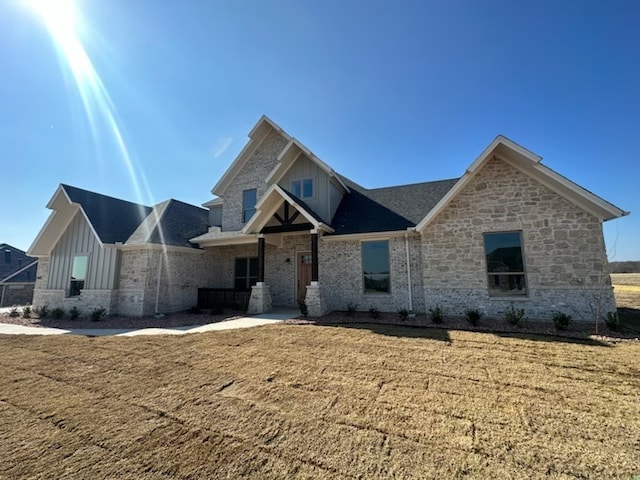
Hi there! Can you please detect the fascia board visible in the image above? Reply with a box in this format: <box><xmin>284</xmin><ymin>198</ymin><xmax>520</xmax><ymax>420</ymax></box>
<box><xmin>322</xmin><ymin>230</ymin><xmax>415</xmax><ymax>242</ymax></box>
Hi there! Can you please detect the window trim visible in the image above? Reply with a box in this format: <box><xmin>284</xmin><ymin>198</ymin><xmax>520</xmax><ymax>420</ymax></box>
<box><xmin>242</xmin><ymin>189</ymin><xmax>257</xmax><ymax>224</ymax></box>
<box><xmin>290</xmin><ymin>178</ymin><xmax>314</xmax><ymax>200</ymax></box>
<box><xmin>234</xmin><ymin>256</ymin><xmax>258</xmax><ymax>291</ymax></box>
<box><xmin>483</xmin><ymin>230</ymin><xmax>528</xmax><ymax>298</ymax></box>
<box><xmin>69</xmin><ymin>254</ymin><xmax>89</xmax><ymax>297</ymax></box>
<box><xmin>361</xmin><ymin>239</ymin><xmax>391</xmax><ymax>295</ymax></box>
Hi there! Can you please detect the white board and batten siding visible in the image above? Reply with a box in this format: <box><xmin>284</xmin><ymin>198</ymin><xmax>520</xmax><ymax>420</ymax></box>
<box><xmin>47</xmin><ymin>211</ymin><xmax>119</xmax><ymax>291</ymax></box>
<box><xmin>278</xmin><ymin>154</ymin><xmax>345</xmax><ymax>223</ymax></box>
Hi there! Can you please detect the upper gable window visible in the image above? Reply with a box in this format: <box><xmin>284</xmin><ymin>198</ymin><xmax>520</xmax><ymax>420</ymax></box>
<box><xmin>243</xmin><ymin>189</ymin><xmax>257</xmax><ymax>223</ymax></box>
<box><xmin>291</xmin><ymin>179</ymin><xmax>313</xmax><ymax>199</ymax></box>
<box><xmin>484</xmin><ymin>231</ymin><xmax>527</xmax><ymax>297</ymax></box>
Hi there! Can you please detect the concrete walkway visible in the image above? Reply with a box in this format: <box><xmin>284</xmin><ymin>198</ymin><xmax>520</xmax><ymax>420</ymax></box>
<box><xmin>0</xmin><ymin>309</ymin><xmax>298</xmax><ymax>337</ymax></box>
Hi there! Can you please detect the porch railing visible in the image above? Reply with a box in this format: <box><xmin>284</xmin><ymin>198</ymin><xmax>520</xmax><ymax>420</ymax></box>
<box><xmin>197</xmin><ymin>288</ymin><xmax>250</xmax><ymax>310</ymax></box>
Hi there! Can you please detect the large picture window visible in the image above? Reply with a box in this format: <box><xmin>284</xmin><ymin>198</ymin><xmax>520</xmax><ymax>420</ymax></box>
<box><xmin>484</xmin><ymin>231</ymin><xmax>527</xmax><ymax>296</ymax></box>
<box><xmin>69</xmin><ymin>255</ymin><xmax>88</xmax><ymax>297</ymax></box>
<box><xmin>362</xmin><ymin>240</ymin><xmax>390</xmax><ymax>294</ymax></box>
<box><xmin>243</xmin><ymin>189</ymin><xmax>257</xmax><ymax>223</ymax></box>
<box><xmin>234</xmin><ymin>257</ymin><xmax>258</xmax><ymax>291</ymax></box>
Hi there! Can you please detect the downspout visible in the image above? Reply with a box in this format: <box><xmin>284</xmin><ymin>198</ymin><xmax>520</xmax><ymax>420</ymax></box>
<box><xmin>154</xmin><ymin>253</ymin><xmax>163</xmax><ymax>316</ymax></box>
<box><xmin>405</xmin><ymin>233</ymin><xmax>413</xmax><ymax>312</ymax></box>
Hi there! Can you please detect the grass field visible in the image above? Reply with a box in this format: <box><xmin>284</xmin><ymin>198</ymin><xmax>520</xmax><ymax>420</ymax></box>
<box><xmin>1</xmin><ymin>324</ymin><xmax>638</xmax><ymax>479</ymax></box>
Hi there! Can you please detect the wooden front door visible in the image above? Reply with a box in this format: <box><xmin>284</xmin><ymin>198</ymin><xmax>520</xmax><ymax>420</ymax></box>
<box><xmin>297</xmin><ymin>252</ymin><xmax>313</xmax><ymax>304</ymax></box>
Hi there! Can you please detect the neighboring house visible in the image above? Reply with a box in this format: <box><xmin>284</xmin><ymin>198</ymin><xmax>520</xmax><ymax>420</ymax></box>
<box><xmin>29</xmin><ymin>116</ymin><xmax>628</xmax><ymax>320</ymax></box>
<box><xmin>0</xmin><ymin>244</ymin><xmax>38</xmax><ymax>307</ymax></box>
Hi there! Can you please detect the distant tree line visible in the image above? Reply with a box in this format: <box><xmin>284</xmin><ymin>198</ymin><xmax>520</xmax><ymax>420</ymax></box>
<box><xmin>609</xmin><ymin>261</ymin><xmax>640</xmax><ymax>273</ymax></box>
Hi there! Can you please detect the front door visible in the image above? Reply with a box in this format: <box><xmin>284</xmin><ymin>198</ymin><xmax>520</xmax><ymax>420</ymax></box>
<box><xmin>297</xmin><ymin>252</ymin><xmax>312</xmax><ymax>304</ymax></box>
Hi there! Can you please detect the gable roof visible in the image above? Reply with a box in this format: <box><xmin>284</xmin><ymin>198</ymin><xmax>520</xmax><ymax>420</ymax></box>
<box><xmin>126</xmin><ymin>199</ymin><xmax>208</xmax><ymax>249</ymax></box>
<box><xmin>212</xmin><ymin>115</ymin><xmax>291</xmax><ymax>196</ymax></box>
<box><xmin>415</xmin><ymin>135</ymin><xmax>628</xmax><ymax>231</ymax></box>
<box><xmin>0</xmin><ymin>244</ymin><xmax>37</xmax><ymax>283</ymax></box>
<box><xmin>61</xmin><ymin>184</ymin><xmax>153</xmax><ymax>244</ymax></box>
<box><xmin>242</xmin><ymin>184</ymin><xmax>333</xmax><ymax>234</ymax></box>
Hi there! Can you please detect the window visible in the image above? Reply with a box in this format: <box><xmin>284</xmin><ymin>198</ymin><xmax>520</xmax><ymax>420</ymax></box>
<box><xmin>291</xmin><ymin>178</ymin><xmax>313</xmax><ymax>199</ymax></box>
<box><xmin>69</xmin><ymin>255</ymin><xmax>88</xmax><ymax>297</ymax></box>
<box><xmin>243</xmin><ymin>189</ymin><xmax>256</xmax><ymax>223</ymax></box>
<box><xmin>235</xmin><ymin>257</ymin><xmax>258</xmax><ymax>291</ymax></box>
<box><xmin>484</xmin><ymin>231</ymin><xmax>527</xmax><ymax>296</ymax></box>
<box><xmin>362</xmin><ymin>240</ymin><xmax>390</xmax><ymax>293</ymax></box>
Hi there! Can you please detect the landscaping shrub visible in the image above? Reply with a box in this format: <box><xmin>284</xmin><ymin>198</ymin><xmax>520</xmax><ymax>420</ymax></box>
<box><xmin>398</xmin><ymin>308</ymin><xmax>409</xmax><ymax>321</ymax></box>
<box><xmin>553</xmin><ymin>312</ymin><xmax>572</xmax><ymax>330</ymax></box>
<box><xmin>504</xmin><ymin>305</ymin><xmax>526</xmax><ymax>326</ymax></box>
<box><xmin>604</xmin><ymin>312</ymin><xmax>620</xmax><ymax>332</ymax></box>
<box><xmin>428</xmin><ymin>305</ymin><xmax>443</xmax><ymax>324</ymax></box>
<box><xmin>21</xmin><ymin>306</ymin><xmax>31</xmax><ymax>319</ymax></box>
<box><xmin>346</xmin><ymin>303</ymin><xmax>358</xmax><ymax>317</ymax></box>
<box><xmin>8</xmin><ymin>307</ymin><xmax>19</xmax><ymax>318</ymax></box>
<box><xmin>69</xmin><ymin>306</ymin><xmax>81</xmax><ymax>320</ymax></box>
<box><xmin>50</xmin><ymin>308</ymin><xmax>65</xmax><ymax>320</ymax></box>
<box><xmin>299</xmin><ymin>301</ymin><xmax>308</xmax><ymax>317</ymax></box>
<box><xmin>465</xmin><ymin>309</ymin><xmax>482</xmax><ymax>326</ymax></box>
<box><xmin>368</xmin><ymin>306</ymin><xmax>380</xmax><ymax>319</ymax></box>
<box><xmin>90</xmin><ymin>307</ymin><xmax>106</xmax><ymax>322</ymax></box>
<box><xmin>35</xmin><ymin>305</ymin><xmax>49</xmax><ymax>318</ymax></box>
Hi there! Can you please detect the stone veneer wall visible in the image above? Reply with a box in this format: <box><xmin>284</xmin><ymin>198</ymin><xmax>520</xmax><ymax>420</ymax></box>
<box><xmin>319</xmin><ymin>235</ymin><xmax>423</xmax><ymax>313</ymax></box>
<box><xmin>221</xmin><ymin>130</ymin><xmax>289</xmax><ymax>232</ymax></box>
<box><xmin>116</xmin><ymin>249</ymin><xmax>218</xmax><ymax>316</ymax></box>
<box><xmin>421</xmin><ymin>156</ymin><xmax>615</xmax><ymax>321</ymax></box>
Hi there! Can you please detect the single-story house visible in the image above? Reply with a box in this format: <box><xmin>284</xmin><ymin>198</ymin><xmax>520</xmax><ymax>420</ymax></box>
<box><xmin>0</xmin><ymin>244</ymin><xmax>38</xmax><ymax>307</ymax></box>
<box><xmin>29</xmin><ymin>115</ymin><xmax>628</xmax><ymax>320</ymax></box>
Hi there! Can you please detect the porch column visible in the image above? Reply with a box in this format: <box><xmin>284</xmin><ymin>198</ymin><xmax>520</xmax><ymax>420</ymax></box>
<box><xmin>248</xmin><ymin>235</ymin><xmax>272</xmax><ymax>314</ymax></box>
<box><xmin>311</xmin><ymin>233</ymin><xmax>319</xmax><ymax>282</ymax></box>
<box><xmin>258</xmin><ymin>236</ymin><xmax>265</xmax><ymax>283</ymax></box>
<box><xmin>304</xmin><ymin>230</ymin><xmax>328</xmax><ymax>316</ymax></box>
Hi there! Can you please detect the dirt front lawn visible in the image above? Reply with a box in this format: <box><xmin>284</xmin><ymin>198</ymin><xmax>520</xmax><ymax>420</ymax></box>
<box><xmin>1</xmin><ymin>324</ymin><xmax>638</xmax><ymax>479</ymax></box>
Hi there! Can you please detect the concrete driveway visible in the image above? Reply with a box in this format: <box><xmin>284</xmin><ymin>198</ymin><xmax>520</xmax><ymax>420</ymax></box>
<box><xmin>0</xmin><ymin>309</ymin><xmax>297</xmax><ymax>337</ymax></box>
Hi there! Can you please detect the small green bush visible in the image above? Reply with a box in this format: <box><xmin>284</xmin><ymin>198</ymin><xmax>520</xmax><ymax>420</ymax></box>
<box><xmin>299</xmin><ymin>301</ymin><xmax>308</xmax><ymax>317</ymax></box>
<box><xmin>553</xmin><ymin>312</ymin><xmax>572</xmax><ymax>330</ymax></box>
<box><xmin>90</xmin><ymin>307</ymin><xmax>106</xmax><ymax>322</ymax></box>
<box><xmin>398</xmin><ymin>308</ymin><xmax>409</xmax><ymax>321</ymax></box>
<box><xmin>35</xmin><ymin>305</ymin><xmax>49</xmax><ymax>318</ymax></box>
<box><xmin>368</xmin><ymin>306</ymin><xmax>380</xmax><ymax>319</ymax></box>
<box><xmin>69</xmin><ymin>306</ymin><xmax>81</xmax><ymax>320</ymax></box>
<box><xmin>465</xmin><ymin>309</ymin><xmax>483</xmax><ymax>326</ymax></box>
<box><xmin>504</xmin><ymin>305</ymin><xmax>526</xmax><ymax>326</ymax></box>
<box><xmin>50</xmin><ymin>308</ymin><xmax>65</xmax><ymax>320</ymax></box>
<box><xmin>346</xmin><ymin>303</ymin><xmax>358</xmax><ymax>317</ymax></box>
<box><xmin>428</xmin><ymin>305</ymin><xmax>443</xmax><ymax>324</ymax></box>
<box><xmin>604</xmin><ymin>312</ymin><xmax>620</xmax><ymax>332</ymax></box>
<box><xmin>8</xmin><ymin>307</ymin><xmax>19</xmax><ymax>318</ymax></box>
<box><xmin>22</xmin><ymin>306</ymin><xmax>31</xmax><ymax>319</ymax></box>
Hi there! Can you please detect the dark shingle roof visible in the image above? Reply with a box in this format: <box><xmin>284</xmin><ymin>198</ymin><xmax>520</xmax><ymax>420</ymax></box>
<box><xmin>145</xmin><ymin>200</ymin><xmax>209</xmax><ymax>248</ymax></box>
<box><xmin>62</xmin><ymin>185</ymin><xmax>152</xmax><ymax>244</ymax></box>
<box><xmin>0</xmin><ymin>244</ymin><xmax>37</xmax><ymax>283</ymax></box>
<box><xmin>329</xmin><ymin>176</ymin><xmax>460</xmax><ymax>235</ymax></box>
<box><xmin>282</xmin><ymin>189</ymin><xmax>326</xmax><ymax>224</ymax></box>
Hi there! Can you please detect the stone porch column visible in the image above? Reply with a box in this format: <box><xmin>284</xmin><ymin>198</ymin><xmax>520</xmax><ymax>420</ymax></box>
<box><xmin>305</xmin><ymin>231</ymin><xmax>328</xmax><ymax>316</ymax></box>
<box><xmin>248</xmin><ymin>235</ymin><xmax>272</xmax><ymax>314</ymax></box>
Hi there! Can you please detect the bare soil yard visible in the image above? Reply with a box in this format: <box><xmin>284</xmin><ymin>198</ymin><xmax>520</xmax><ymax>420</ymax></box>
<box><xmin>0</xmin><ymin>323</ymin><xmax>638</xmax><ymax>479</ymax></box>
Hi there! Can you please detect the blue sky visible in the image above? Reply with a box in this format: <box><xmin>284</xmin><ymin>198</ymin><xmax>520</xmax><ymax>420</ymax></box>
<box><xmin>1</xmin><ymin>0</ymin><xmax>638</xmax><ymax>259</ymax></box>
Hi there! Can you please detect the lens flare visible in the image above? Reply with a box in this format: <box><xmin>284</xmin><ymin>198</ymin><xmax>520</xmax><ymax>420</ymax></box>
<box><xmin>25</xmin><ymin>0</ymin><xmax>170</xmax><ymax>285</ymax></box>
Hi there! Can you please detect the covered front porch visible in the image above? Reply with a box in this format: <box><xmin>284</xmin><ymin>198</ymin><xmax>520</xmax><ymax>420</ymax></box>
<box><xmin>191</xmin><ymin>185</ymin><xmax>333</xmax><ymax>316</ymax></box>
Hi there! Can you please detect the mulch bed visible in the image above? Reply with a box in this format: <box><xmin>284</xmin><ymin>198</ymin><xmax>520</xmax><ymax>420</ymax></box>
<box><xmin>286</xmin><ymin>311</ymin><xmax>640</xmax><ymax>343</ymax></box>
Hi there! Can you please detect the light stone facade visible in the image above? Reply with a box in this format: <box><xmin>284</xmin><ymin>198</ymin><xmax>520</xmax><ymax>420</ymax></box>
<box><xmin>420</xmin><ymin>156</ymin><xmax>615</xmax><ymax>321</ymax></box>
<box><xmin>221</xmin><ymin>131</ymin><xmax>289</xmax><ymax>231</ymax></box>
